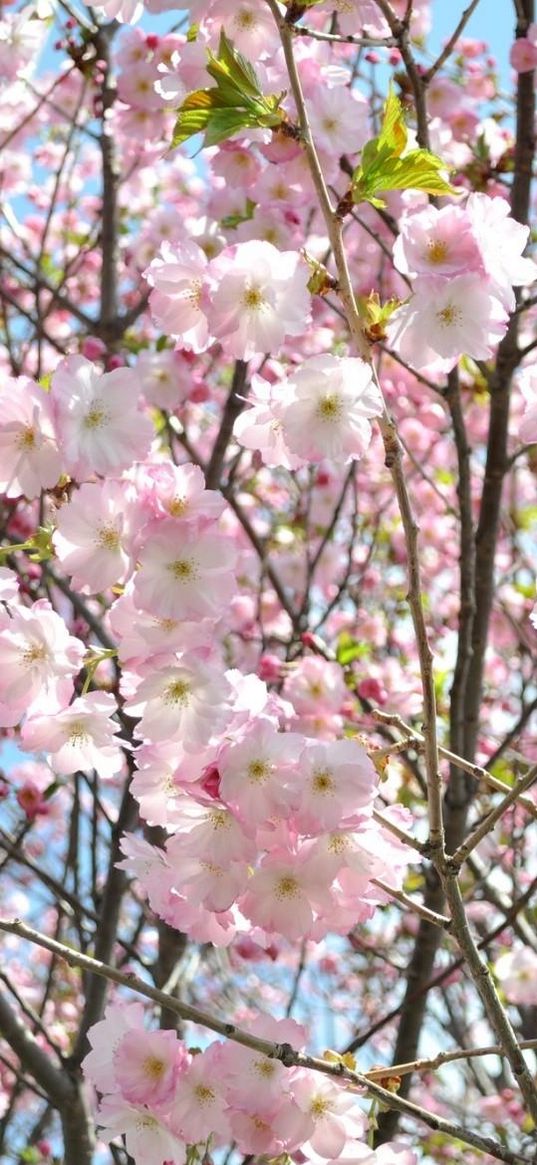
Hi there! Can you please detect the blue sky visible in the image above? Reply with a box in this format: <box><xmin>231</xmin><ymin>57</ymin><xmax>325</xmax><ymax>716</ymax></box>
<box><xmin>428</xmin><ymin>0</ymin><xmax>515</xmax><ymax>84</ymax></box>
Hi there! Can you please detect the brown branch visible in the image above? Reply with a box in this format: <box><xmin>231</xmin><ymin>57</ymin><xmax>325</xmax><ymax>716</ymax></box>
<box><xmin>442</xmin><ymin>874</ymin><xmax>537</xmax><ymax>1124</ymax></box>
<box><xmin>0</xmin><ymin>917</ymin><xmax>528</xmax><ymax>1165</ymax></box>
<box><xmin>94</xmin><ymin>24</ymin><xmax>119</xmax><ymax>333</ymax></box>
<box><xmin>462</xmin><ymin>0</ymin><xmax>535</xmax><ymax>767</ymax></box>
<box><xmin>70</xmin><ymin>777</ymin><xmax>139</xmax><ymax>1063</ymax></box>
<box><xmin>450</xmin><ymin>764</ymin><xmax>537</xmax><ymax>868</ymax></box>
<box><xmin>0</xmin><ymin>990</ymin><xmax>70</xmax><ymax>1109</ymax></box>
<box><xmin>266</xmin><ymin>0</ymin><xmax>443</xmax><ymax>852</ymax></box>
<box><xmin>205</xmin><ymin>359</ymin><xmax>249</xmax><ymax>489</ymax></box>
<box><xmin>423</xmin><ymin>0</ymin><xmax>482</xmax><ymax>84</ymax></box>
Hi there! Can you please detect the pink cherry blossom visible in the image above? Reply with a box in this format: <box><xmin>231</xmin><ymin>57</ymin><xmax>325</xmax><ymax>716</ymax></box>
<box><xmin>114</xmin><ymin>1027</ymin><xmax>183</xmax><ymax>1106</ymax></box>
<box><xmin>136</xmin><ymin>349</ymin><xmax>194</xmax><ymax>410</ymax></box>
<box><xmin>233</xmin><ymin>373</ymin><xmax>303</xmax><ymax>470</ymax></box>
<box><xmin>240</xmin><ymin>845</ymin><xmax>336</xmax><ymax>940</ymax></box>
<box><xmin>0</xmin><ymin>600</ymin><xmax>85</xmax><ymax>725</ymax></box>
<box><xmin>218</xmin><ymin>719</ymin><xmax>302</xmax><ymax>824</ymax></box>
<box><xmin>308</xmin><ymin>86</ymin><xmax>369</xmax><ymax>158</ymax></box>
<box><xmin>280</xmin><ymin>355</ymin><xmax>383</xmax><ymax>463</ymax></box>
<box><xmin>292</xmin><ymin>738</ymin><xmax>377</xmax><ymax>833</ymax></box>
<box><xmin>97</xmin><ymin>1096</ymin><xmax>186</xmax><ymax>1165</ymax></box>
<box><xmin>289</xmin><ymin>1073</ymin><xmax>367</xmax><ymax>1158</ymax></box>
<box><xmin>122</xmin><ymin>653</ymin><xmax>233</xmax><ymax>749</ymax></box>
<box><xmin>137</xmin><ymin>461</ymin><xmax>226</xmax><ymax>526</ymax></box>
<box><xmin>393</xmin><ymin>205</ymin><xmax>484</xmax><ymax>279</ymax></box>
<box><xmin>0</xmin><ymin>376</ymin><xmax>61</xmax><ymax>499</ymax></box>
<box><xmin>208</xmin><ymin>241</ymin><xmax>311</xmax><ymax>360</ymax></box>
<box><xmin>388</xmin><ymin>275</ymin><xmax>508</xmax><ymax>371</ymax></box>
<box><xmin>510</xmin><ymin>34</ymin><xmax>537</xmax><ymax>73</ymax></box>
<box><xmin>53</xmin><ymin>480</ymin><xmax>134</xmax><ymax>594</ymax></box>
<box><xmin>208</xmin><ymin>2</ymin><xmax>279</xmax><ymax>57</ymax></box>
<box><xmin>21</xmin><ymin>691</ymin><xmax>125</xmax><ymax>780</ymax></box>
<box><xmin>145</xmin><ymin>239</ymin><xmax>211</xmax><ymax>352</ymax></box>
<box><xmin>51</xmin><ymin>356</ymin><xmax>153</xmax><ymax>480</ymax></box>
<box><xmin>466</xmin><ymin>193</ymin><xmax>537</xmax><ymax>311</ymax></box>
<box><xmin>170</xmin><ymin>1042</ymin><xmax>231</xmax><ymax>1144</ymax></box>
<box><xmin>133</xmin><ymin>519</ymin><xmax>237</xmax><ymax>620</ymax></box>
<box><xmin>83</xmin><ymin>1001</ymin><xmax>146</xmax><ymax>1095</ymax></box>
<box><xmin>494</xmin><ymin>945</ymin><xmax>537</xmax><ymax>1004</ymax></box>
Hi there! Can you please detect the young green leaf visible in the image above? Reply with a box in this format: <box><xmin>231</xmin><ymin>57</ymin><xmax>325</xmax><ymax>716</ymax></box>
<box><xmin>351</xmin><ymin>84</ymin><xmax>458</xmax><ymax>208</ymax></box>
<box><xmin>171</xmin><ymin>29</ymin><xmax>286</xmax><ymax>150</ymax></box>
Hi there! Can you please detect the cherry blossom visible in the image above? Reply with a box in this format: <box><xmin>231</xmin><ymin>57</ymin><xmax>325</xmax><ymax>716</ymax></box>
<box><xmin>0</xmin><ymin>376</ymin><xmax>61</xmax><ymax>499</ymax></box>
<box><xmin>52</xmin><ymin>479</ymin><xmax>134</xmax><ymax>593</ymax></box>
<box><xmin>207</xmin><ymin>240</ymin><xmax>311</xmax><ymax>360</ymax></box>
<box><xmin>122</xmin><ymin>652</ymin><xmax>233</xmax><ymax>749</ymax></box>
<box><xmin>145</xmin><ymin>239</ymin><xmax>211</xmax><ymax>352</ymax></box>
<box><xmin>113</xmin><ymin>1027</ymin><xmax>184</xmax><ymax>1106</ymax></box>
<box><xmin>133</xmin><ymin>519</ymin><xmax>237</xmax><ymax>620</ymax></box>
<box><xmin>388</xmin><ymin>275</ymin><xmax>508</xmax><ymax>371</ymax></box>
<box><xmin>51</xmin><ymin>356</ymin><xmax>153</xmax><ymax>481</ymax></box>
<box><xmin>280</xmin><ymin>355</ymin><xmax>383</xmax><ymax>463</ymax></box>
<box><xmin>21</xmin><ymin>691</ymin><xmax>125</xmax><ymax>780</ymax></box>
<box><xmin>0</xmin><ymin>600</ymin><xmax>85</xmax><ymax>725</ymax></box>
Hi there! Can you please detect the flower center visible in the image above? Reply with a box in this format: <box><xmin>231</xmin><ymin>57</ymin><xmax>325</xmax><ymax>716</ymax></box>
<box><xmin>16</xmin><ymin>425</ymin><xmax>37</xmax><ymax>450</ymax></box>
<box><xmin>242</xmin><ymin>285</ymin><xmax>267</xmax><ymax>312</ymax></box>
<box><xmin>22</xmin><ymin>642</ymin><xmax>48</xmax><ymax>667</ymax></box>
<box><xmin>236</xmin><ymin>7</ymin><xmax>255</xmax><ymax>29</ymax></box>
<box><xmin>317</xmin><ymin>393</ymin><xmax>343</xmax><ymax>422</ymax></box>
<box><xmin>275</xmin><ymin>874</ymin><xmax>299</xmax><ymax>899</ymax></box>
<box><xmin>164</xmin><ymin>678</ymin><xmax>191</xmax><ymax>705</ymax></box>
<box><xmin>247</xmin><ymin>758</ymin><xmax>270</xmax><ymax>783</ymax></box>
<box><xmin>167</xmin><ymin>495</ymin><xmax>188</xmax><ymax>518</ymax></box>
<box><xmin>155</xmin><ymin>617</ymin><xmax>179</xmax><ymax>633</ymax></box>
<box><xmin>436</xmin><ymin>303</ymin><xmax>462</xmax><ymax>328</ymax></box>
<box><xmin>67</xmin><ymin>719</ymin><xmax>89</xmax><ymax>746</ymax></box>
<box><xmin>136</xmin><ymin>1115</ymin><xmax>158</xmax><ymax>1132</ymax></box>
<box><xmin>312</xmin><ymin>768</ymin><xmax>335</xmax><ymax>794</ymax></box>
<box><xmin>187</xmin><ymin>278</ymin><xmax>202</xmax><ymax>309</ymax></box>
<box><xmin>167</xmin><ymin>557</ymin><xmax>197</xmax><ymax>582</ymax></box>
<box><xmin>209</xmin><ymin>809</ymin><xmax>230</xmax><ymax>831</ymax></box>
<box><xmin>328</xmin><ymin>833</ymin><xmax>348</xmax><ymax>855</ymax></box>
<box><xmin>427</xmin><ymin>238</ymin><xmax>449</xmax><ymax>264</ymax></box>
<box><xmin>84</xmin><ymin>403</ymin><xmax>109</xmax><ymax>430</ymax></box>
<box><xmin>254</xmin><ymin>1057</ymin><xmax>276</xmax><ymax>1078</ymax></box>
<box><xmin>194</xmin><ymin>1083</ymin><xmax>215</xmax><ymax>1104</ymax></box>
<box><xmin>311</xmin><ymin>1096</ymin><xmax>330</xmax><ymax>1118</ymax></box>
<box><xmin>143</xmin><ymin>1055</ymin><xmax>166</xmax><ymax>1081</ymax></box>
<box><xmin>96</xmin><ymin>523</ymin><xmax>120</xmax><ymax>551</ymax></box>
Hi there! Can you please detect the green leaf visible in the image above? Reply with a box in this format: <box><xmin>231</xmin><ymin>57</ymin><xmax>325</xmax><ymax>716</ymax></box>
<box><xmin>171</xmin><ymin>29</ymin><xmax>285</xmax><ymax>150</ymax></box>
<box><xmin>221</xmin><ymin>197</ymin><xmax>257</xmax><ymax>230</ymax></box>
<box><xmin>377</xmin><ymin>86</ymin><xmax>408</xmax><ymax>155</ymax></box>
<box><xmin>186</xmin><ymin>22</ymin><xmax>199</xmax><ymax>42</ymax></box>
<box><xmin>172</xmin><ymin>90</ymin><xmax>215</xmax><ymax>148</ymax></box>
<box><xmin>351</xmin><ymin>84</ymin><xmax>458</xmax><ymax>207</ymax></box>
<box><xmin>204</xmin><ymin>108</ymin><xmax>263</xmax><ymax>147</ymax></box>
<box><xmin>207</xmin><ymin>29</ymin><xmax>261</xmax><ymax>102</ymax></box>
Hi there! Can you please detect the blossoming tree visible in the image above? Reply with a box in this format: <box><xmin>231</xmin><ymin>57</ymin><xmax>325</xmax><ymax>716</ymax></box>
<box><xmin>0</xmin><ymin>1</ymin><xmax>536</xmax><ymax>1164</ymax></box>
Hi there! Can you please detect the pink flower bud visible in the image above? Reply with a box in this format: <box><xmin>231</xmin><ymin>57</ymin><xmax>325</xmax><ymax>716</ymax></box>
<box><xmin>106</xmin><ymin>354</ymin><xmax>126</xmax><ymax>371</ymax></box>
<box><xmin>81</xmin><ymin>336</ymin><xmax>106</xmax><ymax>360</ymax></box>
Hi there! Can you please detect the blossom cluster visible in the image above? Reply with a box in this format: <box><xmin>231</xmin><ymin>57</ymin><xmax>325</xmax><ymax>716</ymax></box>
<box><xmin>83</xmin><ymin>1002</ymin><xmax>417</xmax><ymax>1165</ymax></box>
<box><xmin>2</xmin><ymin>3</ymin><xmax>537</xmax><ymax>1163</ymax></box>
<box><xmin>388</xmin><ymin>199</ymin><xmax>536</xmax><ymax>371</ymax></box>
<box><xmin>0</xmin><ymin>348</ymin><xmax>410</xmax><ymax>949</ymax></box>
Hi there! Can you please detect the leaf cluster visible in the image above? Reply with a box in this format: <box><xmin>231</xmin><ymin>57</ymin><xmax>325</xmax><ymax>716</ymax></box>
<box><xmin>172</xmin><ymin>30</ymin><xmax>286</xmax><ymax>150</ymax></box>
<box><xmin>351</xmin><ymin>87</ymin><xmax>458</xmax><ymax>208</ymax></box>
